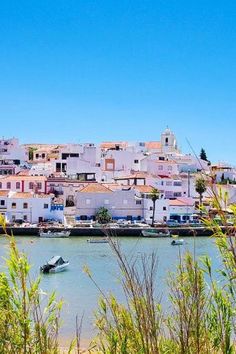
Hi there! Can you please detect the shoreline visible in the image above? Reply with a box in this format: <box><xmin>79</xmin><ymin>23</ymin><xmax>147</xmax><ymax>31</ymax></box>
<box><xmin>0</xmin><ymin>226</ymin><xmax>216</xmax><ymax>237</ymax></box>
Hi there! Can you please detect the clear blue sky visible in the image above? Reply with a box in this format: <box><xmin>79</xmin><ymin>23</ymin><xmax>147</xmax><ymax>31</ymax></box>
<box><xmin>0</xmin><ymin>1</ymin><xmax>235</xmax><ymax>164</ymax></box>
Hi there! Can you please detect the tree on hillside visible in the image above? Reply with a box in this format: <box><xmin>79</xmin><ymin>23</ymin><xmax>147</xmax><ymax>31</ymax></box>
<box><xmin>200</xmin><ymin>148</ymin><xmax>208</xmax><ymax>161</ymax></box>
<box><xmin>195</xmin><ymin>177</ymin><xmax>207</xmax><ymax>214</ymax></box>
<box><xmin>95</xmin><ymin>207</ymin><xmax>112</xmax><ymax>224</ymax></box>
<box><xmin>28</xmin><ymin>147</ymin><xmax>37</xmax><ymax>161</ymax></box>
<box><xmin>150</xmin><ymin>188</ymin><xmax>160</xmax><ymax>227</ymax></box>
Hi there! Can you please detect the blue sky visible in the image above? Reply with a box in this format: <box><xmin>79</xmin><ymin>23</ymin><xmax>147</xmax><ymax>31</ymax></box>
<box><xmin>0</xmin><ymin>1</ymin><xmax>235</xmax><ymax>164</ymax></box>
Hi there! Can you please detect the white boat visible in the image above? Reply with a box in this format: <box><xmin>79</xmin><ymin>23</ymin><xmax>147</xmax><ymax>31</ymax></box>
<box><xmin>39</xmin><ymin>230</ymin><xmax>70</xmax><ymax>238</ymax></box>
<box><xmin>87</xmin><ymin>238</ymin><xmax>109</xmax><ymax>243</ymax></box>
<box><xmin>171</xmin><ymin>239</ymin><xmax>184</xmax><ymax>246</ymax></box>
<box><xmin>40</xmin><ymin>256</ymin><xmax>69</xmax><ymax>273</ymax></box>
<box><xmin>141</xmin><ymin>229</ymin><xmax>170</xmax><ymax>237</ymax></box>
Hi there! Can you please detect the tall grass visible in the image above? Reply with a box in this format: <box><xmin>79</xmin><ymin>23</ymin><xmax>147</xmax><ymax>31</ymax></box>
<box><xmin>1</xmin><ymin>194</ymin><xmax>236</xmax><ymax>353</ymax></box>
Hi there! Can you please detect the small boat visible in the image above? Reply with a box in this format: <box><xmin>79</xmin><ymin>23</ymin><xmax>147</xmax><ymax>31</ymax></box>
<box><xmin>40</xmin><ymin>256</ymin><xmax>69</xmax><ymax>273</ymax></box>
<box><xmin>171</xmin><ymin>239</ymin><xmax>184</xmax><ymax>246</ymax></box>
<box><xmin>141</xmin><ymin>229</ymin><xmax>170</xmax><ymax>237</ymax></box>
<box><xmin>39</xmin><ymin>230</ymin><xmax>70</xmax><ymax>238</ymax></box>
<box><xmin>87</xmin><ymin>238</ymin><xmax>109</xmax><ymax>243</ymax></box>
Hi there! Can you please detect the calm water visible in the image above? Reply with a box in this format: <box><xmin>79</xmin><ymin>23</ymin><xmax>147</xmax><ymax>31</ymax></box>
<box><xmin>0</xmin><ymin>236</ymin><xmax>220</xmax><ymax>343</ymax></box>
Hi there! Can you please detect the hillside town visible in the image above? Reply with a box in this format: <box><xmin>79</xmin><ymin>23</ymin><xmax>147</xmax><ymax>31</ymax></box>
<box><xmin>0</xmin><ymin>128</ymin><xmax>235</xmax><ymax>227</ymax></box>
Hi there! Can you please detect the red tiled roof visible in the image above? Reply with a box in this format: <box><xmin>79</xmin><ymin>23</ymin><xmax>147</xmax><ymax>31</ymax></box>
<box><xmin>145</xmin><ymin>141</ymin><xmax>161</xmax><ymax>150</ymax></box>
<box><xmin>100</xmin><ymin>142</ymin><xmax>128</xmax><ymax>149</ymax></box>
<box><xmin>79</xmin><ymin>183</ymin><xmax>112</xmax><ymax>193</ymax></box>
<box><xmin>12</xmin><ymin>192</ymin><xmax>49</xmax><ymax>199</ymax></box>
<box><xmin>169</xmin><ymin>198</ymin><xmax>194</xmax><ymax>207</ymax></box>
<box><xmin>114</xmin><ymin>171</ymin><xmax>148</xmax><ymax>180</ymax></box>
<box><xmin>133</xmin><ymin>185</ymin><xmax>153</xmax><ymax>193</ymax></box>
<box><xmin>0</xmin><ymin>190</ymin><xmax>9</xmax><ymax>197</ymax></box>
<box><xmin>1</xmin><ymin>176</ymin><xmax>46</xmax><ymax>181</ymax></box>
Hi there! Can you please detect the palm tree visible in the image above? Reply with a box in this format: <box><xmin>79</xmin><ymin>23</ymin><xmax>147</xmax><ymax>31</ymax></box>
<box><xmin>95</xmin><ymin>207</ymin><xmax>112</xmax><ymax>224</ymax></box>
<box><xmin>195</xmin><ymin>177</ymin><xmax>207</xmax><ymax>214</ymax></box>
<box><xmin>150</xmin><ymin>188</ymin><xmax>159</xmax><ymax>227</ymax></box>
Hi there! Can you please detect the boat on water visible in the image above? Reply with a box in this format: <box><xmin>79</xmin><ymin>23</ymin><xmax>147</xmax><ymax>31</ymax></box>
<box><xmin>141</xmin><ymin>229</ymin><xmax>170</xmax><ymax>237</ymax></box>
<box><xmin>87</xmin><ymin>238</ymin><xmax>109</xmax><ymax>243</ymax></box>
<box><xmin>171</xmin><ymin>239</ymin><xmax>184</xmax><ymax>246</ymax></box>
<box><xmin>39</xmin><ymin>230</ymin><xmax>70</xmax><ymax>238</ymax></box>
<box><xmin>40</xmin><ymin>256</ymin><xmax>69</xmax><ymax>273</ymax></box>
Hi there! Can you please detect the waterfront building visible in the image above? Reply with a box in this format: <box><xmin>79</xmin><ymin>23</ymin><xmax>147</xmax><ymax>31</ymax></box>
<box><xmin>1</xmin><ymin>191</ymin><xmax>64</xmax><ymax>223</ymax></box>
<box><xmin>75</xmin><ymin>183</ymin><xmax>143</xmax><ymax>222</ymax></box>
<box><xmin>168</xmin><ymin>198</ymin><xmax>195</xmax><ymax>222</ymax></box>
<box><xmin>0</xmin><ymin>175</ymin><xmax>47</xmax><ymax>193</ymax></box>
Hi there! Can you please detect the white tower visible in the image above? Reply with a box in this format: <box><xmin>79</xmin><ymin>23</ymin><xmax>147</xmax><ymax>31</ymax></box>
<box><xmin>161</xmin><ymin>127</ymin><xmax>179</xmax><ymax>154</ymax></box>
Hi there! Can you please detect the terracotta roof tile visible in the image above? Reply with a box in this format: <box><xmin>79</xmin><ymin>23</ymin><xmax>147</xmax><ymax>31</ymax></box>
<box><xmin>12</xmin><ymin>192</ymin><xmax>49</xmax><ymax>199</ymax></box>
<box><xmin>79</xmin><ymin>183</ymin><xmax>112</xmax><ymax>193</ymax></box>
<box><xmin>169</xmin><ymin>198</ymin><xmax>194</xmax><ymax>206</ymax></box>
<box><xmin>1</xmin><ymin>176</ymin><xmax>46</xmax><ymax>182</ymax></box>
<box><xmin>145</xmin><ymin>141</ymin><xmax>161</xmax><ymax>150</ymax></box>
<box><xmin>133</xmin><ymin>185</ymin><xmax>153</xmax><ymax>193</ymax></box>
<box><xmin>100</xmin><ymin>142</ymin><xmax>128</xmax><ymax>149</ymax></box>
<box><xmin>0</xmin><ymin>190</ymin><xmax>9</xmax><ymax>197</ymax></box>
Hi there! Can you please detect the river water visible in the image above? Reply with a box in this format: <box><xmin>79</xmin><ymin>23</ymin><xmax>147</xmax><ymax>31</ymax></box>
<box><xmin>0</xmin><ymin>236</ymin><xmax>220</xmax><ymax>344</ymax></box>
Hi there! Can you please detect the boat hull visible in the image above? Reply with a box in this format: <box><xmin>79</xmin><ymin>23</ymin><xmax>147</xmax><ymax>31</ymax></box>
<box><xmin>49</xmin><ymin>263</ymin><xmax>69</xmax><ymax>273</ymax></box>
<box><xmin>39</xmin><ymin>230</ymin><xmax>70</xmax><ymax>238</ymax></box>
<box><xmin>87</xmin><ymin>239</ymin><xmax>109</xmax><ymax>243</ymax></box>
<box><xmin>171</xmin><ymin>239</ymin><xmax>184</xmax><ymax>245</ymax></box>
<box><xmin>141</xmin><ymin>230</ymin><xmax>170</xmax><ymax>237</ymax></box>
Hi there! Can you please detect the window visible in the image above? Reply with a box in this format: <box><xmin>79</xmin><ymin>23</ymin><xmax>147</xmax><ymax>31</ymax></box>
<box><xmin>123</xmin><ymin>199</ymin><xmax>128</xmax><ymax>205</ymax></box>
<box><xmin>174</xmin><ymin>192</ymin><xmax>182</xmax><ymax>197</ymax></box>
<box><xmin>80</xmin><ymin>215</ymin><xmax>88</xmax><ymax>221</ymax></box>
<box><xmin>173</xmin><ymin>181</ymin><xmax>182</xmax><ymax>186</ymax></box>
<box><xmin>167</xmin><ymin>165</ymin><xmax>172</xmax><ymax>171</ymax></box>
<box><xmin>104</xmin><ymin>199</ymin><xmax>109</xmax><ymax>205</ymax></box>
<box><xmin>23</xmin><ymin>203</ymin><xmax>28</xmax><ymax>209</ymax></box>
<box><xmin>0</xmin><ymin>182</ymin><xmax>2</xmax><ymax>189</ymax></box>
<box><xmin>158</xmin><ymin>165</ymin><xmax>163</xmax><ymax>171</ymax></box>
<box><xmin>16</xmin><ymin>182</ymin><xmax>21</xmax><ymax>189</ymax></box>
<box><xmin>29</xmin><ymin>182</ymin><xmax>34</xmax><ymax>189</ymax></box>
<box><xmin>23</xmin><ymin>215</ymin><xmax>27</xmax><ymax>221</ymax></box>
<box><xmin>165</xmin><ymin>137</ymin><xmax>168</xmax><ymax>145</ymax></box>
<box><xmin>7</xmin><ymin>182</ymin><xmax>11</xmax><ymax>189</ymax></box>
<box><xmin>35</xmin><ymin>153</ymin><xmax>39</xmax><ymax>159</ymax></box>
<box><xmin>136</xmin><ymin>200</ymin><xmax>142</xmax><ymax>205</ymax></box>
<box><xmin>44</xmin><ymin>204</ymin><xmax>49</xmax><ymax>209</ymax></box>
<box><xmin>12</xmin><ymin>202</ymin><xmax>16</xmax><ymax>209</ymax></box>
<box><xmin>149</xmin><ymin>206</ymin><xmax>153</xmax><ymax>211</ymax></box>
<box><xmin>106</xmin><ymin>163</ymin><xmax>114</xmax><ymax>170</ymax></box>
<box><xmin>86</xmin><ymin>199</ymin><xmax>91</xmax><ymax>205</ymax></box>
<box><xmin>0</xmin><ymin>200</ymin><xmax>5</xmax><ymax>206</ymax></box>
<box><xmin>163</xmin><ymin>206</ymin><xmax>167</xmax><ymax>211</ymax></box>
<box><xmin>134</xmin><ymin>160</ymin><xmax>139</xmax><ymax>164</ymax></box>
<box><xmin>37</xmin><ymin>182</ymin><xmax>42</xmax><ymax>189</ymax></box>
<box><xmin>166</xmin><ymin>181</ymin><xmax>172</xmax><ymax>186</ymax></box>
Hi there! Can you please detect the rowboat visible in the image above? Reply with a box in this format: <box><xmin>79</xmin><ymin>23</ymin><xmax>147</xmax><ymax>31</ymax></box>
<box><xmin>141</xmin><ymin>229</ymin><xmax>170</xmax><ymax>237</ymax></box>
<box><xmin>39</xmin><ymin>230</ymin><xmax>70</xmax><ymax>238</ymax></box>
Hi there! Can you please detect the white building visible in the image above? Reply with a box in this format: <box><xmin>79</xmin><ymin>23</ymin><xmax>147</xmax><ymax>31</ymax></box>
<box><xmin>0</xmin><ymin>176</ymin><xmax>47</xmax><ymax>193</ymax></box>
<box><xmin>75</xmin><ymin>183</ymin><xmax>143</xmax><ymax>221</ymax></box>
<box><xmin>2</xmin><ymin>191</ymin><xmax>64</xmax><ymax>223</ymax></box>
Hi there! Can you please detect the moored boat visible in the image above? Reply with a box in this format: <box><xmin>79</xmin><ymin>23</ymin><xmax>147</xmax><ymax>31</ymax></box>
<box><xmin>171</xmin><ymin>239</ymin><xmax>184</xmax><ymax>246</ymax></box>
<box><xmin>40</xmin><ymin>256</ymin><xmax>69</xmax><ymax>273</ymax></box>
<box><xmin>141</xmin><ymin>229</ymin><xmax>170</xmax><ymax>237</ymax></box>
<box><xmin>39</xmin><ymin>230</ymin><xmax>70</xmax><ymax>238</ymax></box>
<box><xmin>87</xmin><ymin>238</ymin><xmax>109</xmax><ymax>243</ymax></box>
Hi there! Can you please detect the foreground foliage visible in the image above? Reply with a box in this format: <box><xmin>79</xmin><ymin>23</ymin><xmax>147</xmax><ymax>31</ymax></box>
<box><xmin>1</xmin><ymin>195</ymin><xmax>236</xmax><ymax>353</ymax></box>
